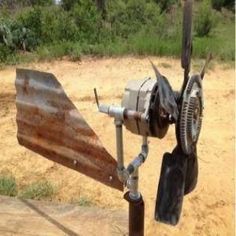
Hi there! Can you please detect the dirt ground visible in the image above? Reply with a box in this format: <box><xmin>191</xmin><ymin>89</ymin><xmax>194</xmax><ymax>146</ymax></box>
<box><xmin>0</xmin><ymin>57</ymin><xmax>234</xmax><ymax>236</ymax></box>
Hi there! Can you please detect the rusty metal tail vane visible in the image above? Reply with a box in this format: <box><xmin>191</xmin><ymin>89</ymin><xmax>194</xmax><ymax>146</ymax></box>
<box><xmin>15</xmin><ymin>68</ymin><xmax>123</xmax><ymax>191</ymax></box>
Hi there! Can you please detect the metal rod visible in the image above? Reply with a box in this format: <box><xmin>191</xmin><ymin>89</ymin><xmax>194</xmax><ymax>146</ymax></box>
<box><xmin>99</xmin><ymin>103</ymin><xmax>146</xmax><ymax>122</ymax></box>
<box><xmin>115</xmin><ymin>119</ymin><xmax>126</xmax><ymax>183</ymax></box>
<box><xmin>124</xmin><ymin>109</ymin><xmax>146</xmax><ymax>122</ymax></box>
<box><xmin>200</xmin><ymin>53</ymin><xmax>213</xmax><ymax>79</ymax></box>
<box><xmin>93</xmin><ymin>88</ymin><xmax>100</xmax><ymax>108</ymax></box>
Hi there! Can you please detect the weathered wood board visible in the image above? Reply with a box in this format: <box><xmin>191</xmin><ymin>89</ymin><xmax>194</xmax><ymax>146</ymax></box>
<box><xmin>0</xmin><ymin>196</ymin><xmax>128</xmax><ymax>236</ymax></box>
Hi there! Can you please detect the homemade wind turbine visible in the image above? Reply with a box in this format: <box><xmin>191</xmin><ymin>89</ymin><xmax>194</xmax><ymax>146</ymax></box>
<box><xmin>15</xmin><ymin>1</ymin><xmax>211</xmax><ymax>235</ymax></box>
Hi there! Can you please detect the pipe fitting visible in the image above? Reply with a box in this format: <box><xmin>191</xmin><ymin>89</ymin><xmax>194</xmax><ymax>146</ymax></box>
<box><xmin>127</xmin><ymin>169</ymin><xmax>140</xmax><ymax>200</ymax></box>
<box><xmin>117</xmin><ymin>167</ymin><xmax>129</xmax><ymax>184</ymax></box>
<box><xmin>127</xmin><ymin>137</ymin><xmax>149</xmax><ymax>175</ymax></box>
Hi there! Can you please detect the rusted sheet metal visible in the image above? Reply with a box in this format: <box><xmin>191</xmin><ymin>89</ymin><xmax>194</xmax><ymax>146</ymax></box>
<box><xmin>15</xmin><ymin>68</ymin><xmax>123</xmax><ymax>191</ymax></box>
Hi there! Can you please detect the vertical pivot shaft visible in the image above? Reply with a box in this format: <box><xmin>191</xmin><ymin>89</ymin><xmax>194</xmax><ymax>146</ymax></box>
<box><xmin>113</xmin><ymin>119</ymin><xmax>147</xmax><ymax>236</ymax></box>
<box><xmin>125</xmin><ymin>167</ymin><xmax>144</xmax><ymax>236</ymax></box>
<box><xmin>124</xmin><ymin>191</ymin><xmax>144</xmax><ymax>236</ymax></box>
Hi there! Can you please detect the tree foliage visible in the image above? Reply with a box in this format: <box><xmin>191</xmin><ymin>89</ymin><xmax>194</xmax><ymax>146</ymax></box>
<box><xmin>211</xmin><ymin>0</ymin><xmax>235</xmax><ymax>11</ymax></box>
<box><xmin>154</xmin><ymin>0</ymin><xmax>178</xmax><ymax>12</ymax></box>
<box><xmin>0</xmin><ymin>0</ymin><xmax>53</xmax><ymax>9</ymax></box>
<box><xmin>61</xmin><ymin>0</ymin><xmax>80</xmax><ymax>11</ymax></box>
<box><xmin>0</xmin><ymin>0</ymin><xmax>234</xmax><ymax>63</ymax></box>
<box><xmin>195</xmin><ymin>0</ymin><xmax>215</xmax><ymax>37</ymax></box>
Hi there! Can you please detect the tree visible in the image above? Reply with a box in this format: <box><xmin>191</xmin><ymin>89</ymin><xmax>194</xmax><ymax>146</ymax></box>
<box><xmin>95</xmin><ymin>0</ymin><xmax>106</xmax><ymax>18</ymax></box>
<box><xmin>211</xmin><ymin>0</ymin><xmax>235</xmax><ymax>11</ymax></box>
<box><xmin>154</xmin><ymin>0</ymin><xmax>178</xmax><ymax>13</ymax></box>
<box><xmin>95</xmin><ymin>0</ymin><xmax>105</xmax><ymax>11</ymax></box>
<box><xmin>195</xmin><ymin>0</ymin><xmax>215</xmax><ymax>37</ymax></box>
<box><xmin>61</xmin><ymin>0</ymin><xmax>80</xmax><ymax>11</ymax></box>
<box><xmin>0</xmin><ymin>0</ymin><xmax>53</xmax><ymax>8</ymax></box>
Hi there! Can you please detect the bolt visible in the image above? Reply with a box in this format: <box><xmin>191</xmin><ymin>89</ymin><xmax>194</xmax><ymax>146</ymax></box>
<box><xmin>73</xmin><ymin>160</ymin><xmax>78</xmax><ymax>165</ymax></box>
<box><xmin>109</xmin><ymin>175</ymin><xmax>113</xmax><ymax>181</ymax></box>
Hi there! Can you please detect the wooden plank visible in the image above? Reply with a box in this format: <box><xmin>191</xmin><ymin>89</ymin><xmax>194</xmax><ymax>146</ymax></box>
<box><xmin>0</xmin><ymin>196</ymin><xmax>128</xmax><ymax>236</ymax></box>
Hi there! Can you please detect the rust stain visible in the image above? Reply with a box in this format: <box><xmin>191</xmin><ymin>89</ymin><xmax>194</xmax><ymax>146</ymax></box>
<box><xmin>23</xmin><ymin>77</ymin><xmax>29</xmax><ymax>95</ymax></box>
<box><xmin>15</xmin><ymin>68</ymin><xmax>123</xmax><ymax>191</ymax></box>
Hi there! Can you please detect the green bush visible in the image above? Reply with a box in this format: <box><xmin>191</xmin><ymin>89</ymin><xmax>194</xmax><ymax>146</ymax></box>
<box><xmin>224</xmin><ymin>0</ymin><xmax>235</xmax><ymax>10</ymax></box>
<box><xmin>0</xmin><ymin>0</ymin><xmax>53</xmax><ymax>8</ymax></box>
<box><xmin>0</xmin><ymin>44</ymin><xmax>14</xmax><ymax>62</ymax></box>
<box><xmin>40</xmin><ymin>7</ymin><xmax>63</xmax><ymax>43</ymax></box>
<box><xmin>211</xmin><ymin>0</ymin><xmax>225</xmax><ymax>10</ymax></box>
<box><xmin>195</xmin><ymin>0</ymin><xmax>216</xmax><ymax>37</ymax></box>
<box><xmin>107</xmin><ymin>0</ymin><xmax>164</xmax><ymax>38</ymax></box>
<box><xmin>71</xmin><ymin>195</ymin><xmax>94</xmax><ymax>206</ymax></box>
<box><xmin>0</xmin><ymin>175</ymin><xmax>17</xmax><ymax>197</ymax></box>
<box><xmin>61</xmin><ymin>0</ymin><xmax>80</xmax><ymax>11</ymax></box>
<box><xmin>128</xmin><ymin>30</ymin><xmax>181</xmax><ymax>56</ymax></box>
<box><xmin>12</xmin><ymin>26</ymin><xmax>38</xmax><ymax>51</ymax></box>
<box><xmin>72</xmin><ymin>0</ymin><xmax>102</xmax><ymax>42</ymax></box>
<box><xmin>0</xmin><ymin>15</ymin><xmax>39</xmax><ymax>52</ymax></box>
<box><xmin>19</xmin><ymin>180</ymin><xmax>54</xmax><ymax>200</ymax></box>
<box><xmin>0</xmin><ymin>20</ymin><xmax>13</xmax><ymax>47</ymax></box>
<box><xmin>41</xmin><ymin>6</ymin><xmax>78</xmax><ymax>43</ymax></box>
<box><xmin>211</xmin><ymin>0</ymin><xmax>235</xmax><ymax>11</ymax></box>
<box><xmin>13</xmin><ymin>7</ymin><xmax>42</xmax><ymax>50</ymax></box>
<box><xmin>68</xmin><ymin>43</ymin><xmax>82</xmax><ymax>61</ymax></box>
<box><xmin>17</xmin><ymin>7</ymin><xmax>42</xmax><ymax>38</ymax></box>
<box><xmin>155</xmin><ymin>0</ymin><xmax>178</xmax><ymax>12</ymax></box>
<box><xmin>0</xmin><ymin>0</ymin><xmax>234</xmax><ymax>63</ymax></box>
<box><xmin>27</xmin><ymin>0</ymin><xmax>54</xmax><ymax>6</ymax></box>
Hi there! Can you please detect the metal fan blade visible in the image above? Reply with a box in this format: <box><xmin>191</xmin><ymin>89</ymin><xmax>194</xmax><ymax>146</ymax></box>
<box><xmin>200</xmin><ymin>53</ymin><xmax>213</xmax><ymax>79</ymax></box>
<box><xmin>150</xmin><ymin>60</ymin><xmax>162</xmax><ymax>79</ymax></box>
<box><xmin>172</xmin><ymin>146</ymin><xmax>198</xmax><ymax>195</ymax></box>
<box><xmin>181</xmin><ymin>0</ymin><xmax>193</xmax><ymax>86</ymax></box>
<box><xmin>15</xmin><ymin>68</ymin><xmax>123</xmax><ymax>191</ymax></box>
<box><xmin>184</xmin><ymin>148</ymin><xmax>198</xmax><ymax>195</ymax></box>
<box><xmin>150</xmin><ymin>61</ymin><xmax>179</xmax><ymax>122</ymax></box>
<box><xmin>175</xmin><ymin>75</ymin><xmax>201</xmax><ymax>194</ymax></box>
<box><xmin>155</xmin><ymin>146</ymin><xmax>187</xmax><ymax>225</ymax></box>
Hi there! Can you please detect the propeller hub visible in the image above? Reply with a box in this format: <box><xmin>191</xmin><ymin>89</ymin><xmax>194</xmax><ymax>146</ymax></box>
<box><xmin>178</xmin><ymin>74</ymin><xmax>203</xmax><ymax>155</ymax></box>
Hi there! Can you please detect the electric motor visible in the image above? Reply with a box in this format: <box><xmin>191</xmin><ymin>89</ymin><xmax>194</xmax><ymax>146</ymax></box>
<box><xmin>122</xmin><ymin>78</ymin><xmax>169</xmax><ymax>138</ymax></box>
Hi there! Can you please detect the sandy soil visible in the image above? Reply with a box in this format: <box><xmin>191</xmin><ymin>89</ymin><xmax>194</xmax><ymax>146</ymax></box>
<box><xmin>0</xmin><ymin>56</ymin><xmax>234</xmax><ymax>236</ymax></box>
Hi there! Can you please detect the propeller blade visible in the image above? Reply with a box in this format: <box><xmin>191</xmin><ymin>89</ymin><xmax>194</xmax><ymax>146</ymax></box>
<box><xmin>155</xmin><ymin>146</ymin><xmax>187</xmax><ymax>225</ymax></box>
<box><xmin>150</xmin><ymin>60</ymin><xmax>162</xmax><ymax>79</ymax></box>
<box><xmin>175</xmin><ymin>76</ymin><xmax>200</xmax><ymax>195</ymax></box>
<box><xmin>200</xmin><ymin>53</ymin><xmax>213</xmax><ymax>79</ymax></box>
<box><xmin>181</xmin><ymin>0</ymin><xmax>193</xmax><ymax>86</ymax></box>
<box><xmin>184</xmin><ymin>149</ymin><xmax>198</xmax><ymax>195</ymax></box>
<box><xmin>15</xmin><ymin>69</ymin><xmax>123</xmax><ymax>191</ymax></box>
<box><xmin>150</xmin><ymin>61</ymin><xmax>179</xmax><ymax>122</ymax></box>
